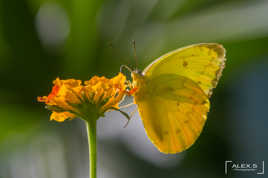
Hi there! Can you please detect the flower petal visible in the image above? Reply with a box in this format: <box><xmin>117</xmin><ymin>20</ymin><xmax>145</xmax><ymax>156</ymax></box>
<box><xmin>50</xmin><ymin>112</ymin><xmax>75</xmax><ymax>122</ymax></box>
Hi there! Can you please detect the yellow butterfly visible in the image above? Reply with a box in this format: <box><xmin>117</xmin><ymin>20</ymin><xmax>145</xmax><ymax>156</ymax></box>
<box><xmin>122</xmin><ymin>43</ymin><xmax>226</xmax><ymax>154</ymax></box>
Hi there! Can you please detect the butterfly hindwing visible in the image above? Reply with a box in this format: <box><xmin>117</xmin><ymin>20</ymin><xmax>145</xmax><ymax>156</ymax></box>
<box><xmin>134</xmin><ymin>74</ymin><xmax>209</xmax><ymax>153</ymax></box>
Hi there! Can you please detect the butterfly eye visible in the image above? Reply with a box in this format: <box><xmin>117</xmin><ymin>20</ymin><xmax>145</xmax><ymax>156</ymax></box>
<box><xmin>137</xmin><ymin>69</ymin><xmax>143</xmax><ymax>75</ymax></box>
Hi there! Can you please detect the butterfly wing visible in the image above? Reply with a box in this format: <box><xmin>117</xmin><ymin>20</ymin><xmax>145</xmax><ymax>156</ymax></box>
<box><xmin>143</xmin><ymin>43</ymin><xmax>226</xmax><ymax>97</ymax></box>
<box><xmin>133</xmin><ymin>43</ymin><xmax>226</xmax><ymax>153</ymax></box>
<box><xmin>134</xmin><ymin>74</ymin><xmax>209</xmax><ymax>153</ymax></box>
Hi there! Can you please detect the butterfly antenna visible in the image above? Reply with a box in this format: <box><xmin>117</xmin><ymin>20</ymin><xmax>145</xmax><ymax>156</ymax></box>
<box><xmin>132</xmin><ymin>40</ymin><xmax>138</xmax><ymax>69</ymax></box>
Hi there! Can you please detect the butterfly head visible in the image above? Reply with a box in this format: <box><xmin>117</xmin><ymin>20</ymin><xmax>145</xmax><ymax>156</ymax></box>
<box><xmin>133</xmin><ymin>68</ymin><xmax>143</xmax><ymax>75</ymax></box>
<box><xmin>131</xmin><ymin>69</ymin><xmax>143</xmax><ymax>81</ymax></box>
<box><xmin>129</xmin><ymin>68</ymin><xmax>146</xmax><ymax>96</ymax></box>
<box><xmin>120</xmin><ymin>65</ymin><xmax>144</xmax><ymax>95</ymax></box>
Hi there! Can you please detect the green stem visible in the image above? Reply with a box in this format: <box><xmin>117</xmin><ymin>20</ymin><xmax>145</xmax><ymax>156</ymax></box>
<box><xmin>86</xmin><ymin>119</ymin><xmax>97</xmax><ymax>178</ymax></box>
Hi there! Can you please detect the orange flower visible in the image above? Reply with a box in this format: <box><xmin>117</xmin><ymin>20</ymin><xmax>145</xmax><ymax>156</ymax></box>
<box><xmin>38</xmin><ymin>73</ymin><xmax>127</xmax><ymax>122</ymax></box>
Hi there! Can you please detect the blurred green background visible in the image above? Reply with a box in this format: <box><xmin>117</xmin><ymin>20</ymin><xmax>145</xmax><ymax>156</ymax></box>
<box><xmin>0</xmin><ymin>0</ymin><xmax>268</xmax><ymax>177</ymax></box>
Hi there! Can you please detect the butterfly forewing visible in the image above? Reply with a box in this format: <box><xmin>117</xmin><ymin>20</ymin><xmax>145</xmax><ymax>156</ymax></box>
<box><xmin>143</xmin><ymin>43</ymin><xmax>226</xmax><ymax>97</ymax></box>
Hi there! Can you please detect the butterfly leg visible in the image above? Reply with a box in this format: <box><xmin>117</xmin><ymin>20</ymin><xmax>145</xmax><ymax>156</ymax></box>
<box><xmin>119</xmin><ymin>102</ymin><xmax>135</xmax><ymax>109</ymax></box>
<box><xmin>123</xmin><ymin>108</ymin><xmax>138</xmax><ymax>128</ymax></box>
<box><xmin>109</xmin><ymin>107</ymin><xmax>132</xmax><ymax>127</ymax></box>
